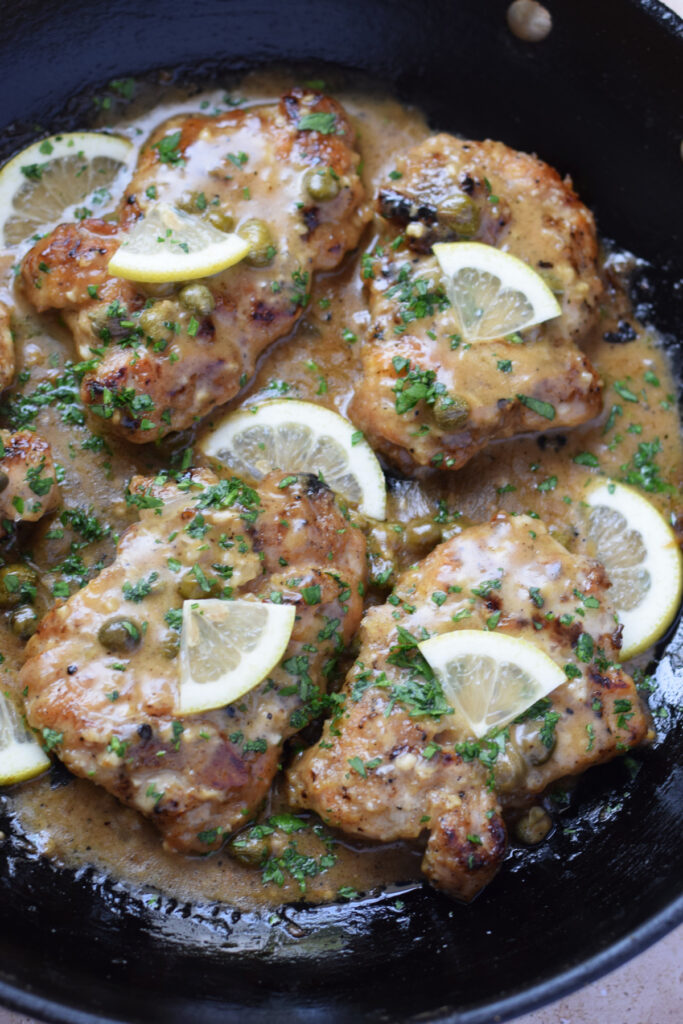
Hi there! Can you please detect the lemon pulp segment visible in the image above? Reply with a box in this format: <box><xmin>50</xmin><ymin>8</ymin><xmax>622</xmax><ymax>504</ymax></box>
<box><xmin>199</xmin><ymin>399</ymin><xmax>387</xmax><ymax>520</ymax></box>
<box><xmin>0</xmin><ymin>131</ymin><xmax>133</xmax><ymax>248</ymax></box>
<box><xmin>433</xmin><ymin>241</ymin><xmax>561</xmax><ymax>342</ymax></box>
<box><xmin>419</xmin><ymin>628</ymin><xmax>566</xmax><ymax>738</ymax></box>
<box><xmin>108</xmin><ymin>202</ymin><xmax>250</xmax><ymax>282</ymax></box>
<box><xmin>0</xmin><ymin>691</ymin><xmax>50</xmax><ymax>785</ymax></box>
<box><xmin>177</xmin><ymin>598</ymin><xmax>296</xmax><ymax>715</ymax></box>
<box><xmin>584</xmin><ymin>480</ymin><xmax>683</xmax><ymax>660</ymax></box>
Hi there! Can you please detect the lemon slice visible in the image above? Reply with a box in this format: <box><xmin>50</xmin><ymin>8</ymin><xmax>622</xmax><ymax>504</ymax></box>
<box><xmin>0</xmin><ymin>131</ymin><xmax>133</xmax><ymax>248</ymax></box>
<box><xmin>583</xmin><ymin>480</ymin><xmax>683</xmax><ymax>660</ymax></box>
<box><xmin>108</xmin><ymin>202</ymin><xmax>250</xmax><ymax>282</ymax></box>
<box><xmin>433</xmin><ymin>241</ymin><xmax>562</xmax><ymax>341</ymax></box>
<box><xmin>0</xmin><ymin>690</ymin><xmax>50</xmax><ymax>785</ymax></box>
<box><xmin>199</xmin><ymin>399</ymin><xmax>387</xmax><ymax>520</ymax></box>
<box><xmin>178</xmin><ymin>598</ymin><xmax>295</xmax><ymax>715</ymax></box>
<box><xmin>418</xmin><ymin>629</ymin><xmax>565</xmax><ymax>738</ymax></box>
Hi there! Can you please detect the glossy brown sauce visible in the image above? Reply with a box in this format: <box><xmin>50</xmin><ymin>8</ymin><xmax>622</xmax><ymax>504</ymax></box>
<box><xmin>3</xmin><ymin>71</ymin><xmax>682</xmax><ymax>908</ymax></box>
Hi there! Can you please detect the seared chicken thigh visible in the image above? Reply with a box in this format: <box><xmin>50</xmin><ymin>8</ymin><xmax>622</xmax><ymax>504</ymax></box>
<box><xmin>21</xmin><ymin>91</ymin><xmax>369</xmax><ymax>442</ymax></box>
<box><xmin>0</xmin><ymin>430</ymin><xmax>60</xmax><ymax>535</ymax></box>
<box><xmin>350</xmin><ymin>135</ymin><xmax>604</xmax><ymax>472</ymax></box>
<box><xmin>287</xmin><ymin>513</ymin><xmax>648</xmax><ymax>900</ymax></box>
<box><xmin>0</xmin><ymin>301</ymin><xmax>15</xmax><ymax>393</ymax></box>
<box><xmin>376</xmin><ymin>135</ymin><xmax>602</xmax><ymax>340</ymax></box>
<box><xmin>21</xmin><ymin>470</ymin><xmax>366</xmax><ymax>852</ymax></box>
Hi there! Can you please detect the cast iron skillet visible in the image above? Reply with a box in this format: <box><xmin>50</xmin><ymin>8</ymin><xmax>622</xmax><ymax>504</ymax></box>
<box><xmin>1</xmin><ymin>1</ymin><xmax>682</xmax><ymax>1021</ymax></box>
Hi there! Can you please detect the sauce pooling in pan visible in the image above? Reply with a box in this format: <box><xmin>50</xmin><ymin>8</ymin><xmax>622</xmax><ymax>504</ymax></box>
<box><xmin>2</xmin><ymin>70</ymin><xmax>681</xmax><ymax>908</ymax></box>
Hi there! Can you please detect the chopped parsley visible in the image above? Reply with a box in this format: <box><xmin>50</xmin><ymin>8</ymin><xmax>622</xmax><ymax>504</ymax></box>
<box><xmin>122</xmin><ymin>571</ymin><xmax>159</xmax><ymax>603</ymax></box>
<box><xmin>391</xmin><ymin>358</ymin><xmax>446</xmax><ymax>415</ymax></box>
<box><xmin>516</xmin><ymin>394</ymin><xmax>556</xmax><ymax>420</ymax></box>
<box><xmin>298</xmin><ymin>112</ymin><xmax>337</xmax><ymax>134</ymax></box>
<box><xmin>152</xmin><ymin>130</ymin><xmax>184</xmax><ymax>167</ymax></box>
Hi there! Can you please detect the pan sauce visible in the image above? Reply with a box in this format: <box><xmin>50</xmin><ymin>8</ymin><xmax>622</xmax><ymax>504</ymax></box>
<box><xmin>3</xmin><ymin>71</ymin><xmax>682</xmax><ymax>908</ymax></box>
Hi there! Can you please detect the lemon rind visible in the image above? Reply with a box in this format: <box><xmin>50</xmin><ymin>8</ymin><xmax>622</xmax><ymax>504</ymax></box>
<box><xmin>419</xmin><ymin>628</ymin><xmax>566</xmax><ymax>738</ymax></box>
<box><xmin>586</xmin><ymin>479</ymin><xmax>683</xmax><ymax>660</ymax></box>
<box><xmin>0</xmin><ymin>131</ymin><xmax>134</xmax><ymax>245</ymax></box>
<box><xmin>177</xmin><ymin>598</ymin><xmax>296</xmax><ymax>716</ymax></box>
<box><xmin>433</xmin><ymin>240</ymin><xmax>562</xmax><ymax>341</ymax></box>
<box><xmin>199</xmin><ymin>398</ymin><xmax>387</xmax><ymax>520</ymax></box>
<box><xmin>108</xmin><ymin>234</ymin><xmax>250</xmax><ymax>283</ymax></box>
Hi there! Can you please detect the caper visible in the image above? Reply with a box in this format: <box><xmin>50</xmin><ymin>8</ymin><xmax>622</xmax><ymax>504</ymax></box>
<box><xmin>433</xmin><ymin>394</ymin><xmax>470</xmax><ymax>430</ymax></box>
<box><xmin>10</xmin><ymin>605</ymin><xmax>38</xmax><ymax>640</ymax></box>
<box><xmin>515</xmin><ymin>805</ymin><xmax>552</xmax><ymax>845</ymax></box>
<box><xmin>516</xmin><ymin>719</ymin><xmax>555</xmax><ymax>765</ymax></box>
<box><xmin>238</xmin><ymin>219</ymin><xmax>275</xmax><ymax>267</ymax></box>
<box><xmin>160</xmin><ymin>634</ymin><xmax>180</xmax><ymax>660</ymax></box>
<box><xmin>304</xmin><ymin>167</ymin><xmax>340</xmax><ymax>202</ymax></box>
<box><xmin>438</xmin><ymin>193</ymin><xmax>480</xmax><ymax>237</ymax></box>
<box><xmin>87</xmin><ymin>304</ymin><xmax>130</xmax><ymax>340</ymax></box>
<box><xmin>0</xmin><ymin>470</ymin><xmax>9</xmax><ymax>494</ymax></box>
<box><xmin>139</xmin><ymin>300</ymin><xmax>177</xmax><ymax>342</ymax></box>
<box><xmin>178</xmin><ymin>283</ymin><xmax>214</xmax><ymax>316</ymax></box>
<box><xmin>175</xmin><ymin>191</ymin><xmax>204</xmax><ymax>215</ymax></box>
<box><xmin>97</xmin><ymin>617</ymin><xmax>141</xmax><ymax>653</ymax></box>
<box><xmin>404</xmin><ymin>518</ymin><xmax>443</xmax><ymax>552</ymax></box>
<box><xmin>177</xmin><ymin>574</ymin><xmax>221</xmax><ymax>600</ymax></box>
<box><xmin>207</xmin><ymin>208</ymin><xmax>235</xmax><ymax>233</ymax></box>
<box><xmin>0</xmin><ymin>564</ymin><xmax>38</xmax><ymax>609</ymax></box>
<box><xmin>228</xmin><ymin>830</ymin><xmax>270</xmax><ymax>867</ymax></box>
<box><xmin>491</xmin><ymin>745</ymin><xmax>526</xmax><ymax>792</ymax></box>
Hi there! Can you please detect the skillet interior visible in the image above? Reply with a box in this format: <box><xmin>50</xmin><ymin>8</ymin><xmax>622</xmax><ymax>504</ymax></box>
<box><xmin>0</xmin><ymin>1</ymin><xmax>682</xmax><ymax>1021</ymax></box>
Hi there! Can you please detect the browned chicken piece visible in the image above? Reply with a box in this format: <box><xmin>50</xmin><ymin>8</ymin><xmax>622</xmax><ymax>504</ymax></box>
<box><xmin>287</xmin><ymin>513</ymin><xmax>648</xmax><ymax>901</ymax></box>
<box><xmin>349</xmin><ymin>135</ymin><xmax>604</xmax><ymax>473</ymax></box>
<box><xmin>0</xmin><ymin>301</ymin><xmax>15</xmax><ymax>392</ymax></box>
<box><xmin>21</xmin><ymin>90</ymin><xmax>369</xmax><ymax>442</ymax></box>
<box><xmin>21</xmin><ymin>470</ymin><xmax>366</xmax><ymax>853</ymax></box>
<box><xmin>376</xmin><ymin>135</ymin><xmax>603</xmax><ymax>341</ymax></box>
<box><xmin>0</xmin><ymin>430</ymin><xmax>60</xmax><ymax>535</ymax></box>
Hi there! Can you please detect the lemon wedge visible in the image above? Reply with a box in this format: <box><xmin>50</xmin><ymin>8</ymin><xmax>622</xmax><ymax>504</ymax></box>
<box><xmin>178</xmin><ymin>598</ymin><xmax>295</xmax><ymax>715</ymax></box>
<box><xmin>0</xmin><ymin>131</ymin><xmax>133</xmax><ymax>248</ymax></box>
<box><xmin>583</xmin><ymin>480</ymin><xmax>682</xmax><ymax>660</ymax></box>
<box><xmin>0</xmin><ymin>690</ymin><xmax>50</xmax><ymax>785</ymax></box>
<box><xmin>199</xmin><ymin>399</ymin><xmax>387</xmax><ymax>520</ymax></box>
<box><xmin>433</xmin><ymin>241</ymin><xmax>562</xmax><ymax>341</ymax></box>
<box><xmin>108</xmin><ymin>202</ymin><xmax>250</xmax><ymax>282</ymax></box>
<box><xmin>418</xmin><ymin>629</ymin><xmax>565</xmax><ymax>738</ymax></box>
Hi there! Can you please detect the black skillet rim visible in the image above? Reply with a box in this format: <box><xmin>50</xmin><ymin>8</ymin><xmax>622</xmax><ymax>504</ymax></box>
<box><xmin>0</xmin><ymin>891</ymin><xmax>680</xmax><ymax>1024</ymax></box>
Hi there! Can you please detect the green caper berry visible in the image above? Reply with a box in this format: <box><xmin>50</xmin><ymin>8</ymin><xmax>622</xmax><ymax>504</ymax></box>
<box><xmin>160</xmin><ymin>634</ymin><xmax>180</xmax><ymax>660</ymax></box>
<box><xmin>238</xmin><ymin>219</ymin><xmax>275</xmax><ymax>267</ymax></box>
<box><xmin>87</xmin><ymin>305</ymin><xmax>131</xmax><ymax>340</ymax></box>
<box><xmin>175</xmin><ymin>192</ymin><xmax>198</xmax><ymax>215</ymax></box>
<box><xmin>176</xmin><ymin>574</ymin><xmax>222</xmax><ymax>600</ymax></box>
<box><xmin>0</xmin><ymin>564</ymin><xmax>38</xmax><ymax>608</ymax></box>
<box><xmin>0</xmin><ymin>470</ymin><xmax>9</xmax><ymax>494</ymax></box>
<box><xmin>10</xmin><ymin>605</ymin><xmax>38</xmax><ymax>640</ymax></box>
<box><xmin>228</xmin><ymin>831</ymin><xmax>270</xmax><ymax>867</ymax></box>
<box><xmin>405</xmin><ymin>518</ymin><xmax>443</xmax><ymax>551</ymax></box>
<box><xmin>438</xmin><ymin>193</ymin><xmax>480</xmax><ymax>237</ymax></box>
<box><xmin>207</xmin><ymin>208</ymin><xmax>235</xmax><ymax>233</ymax></box>
<box><xmin>517</xmin><ymin>720</ymin><xmax>556</xmax><ymax>765</ymax></box>
<box><xmin>433</xmin><ymin>394</ymin><xmax>469</xmax><ymax>430</ymax></box>
<box><xmin>139</xmin><ymin>303</ymin><xmax>174</xmax><ymax>342</ymax></box>
<box><xmin>304</xmin><ymin>167</ymin><xmax>340</xmax><ymax>202</ymax></box>
<box><xmin>178</xmin><ymin>283</ymin><xmax>214</xmax><ymax>316</ymax></box>
<box><xmin>97</xmin><ymin>617</ymin><xmax>141</xmax><ymax>653</ymax></box>
<box><xmin>515</xmin><ymin>806</ymin><xmax>552</xmax><ymax>845</ymax></box>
